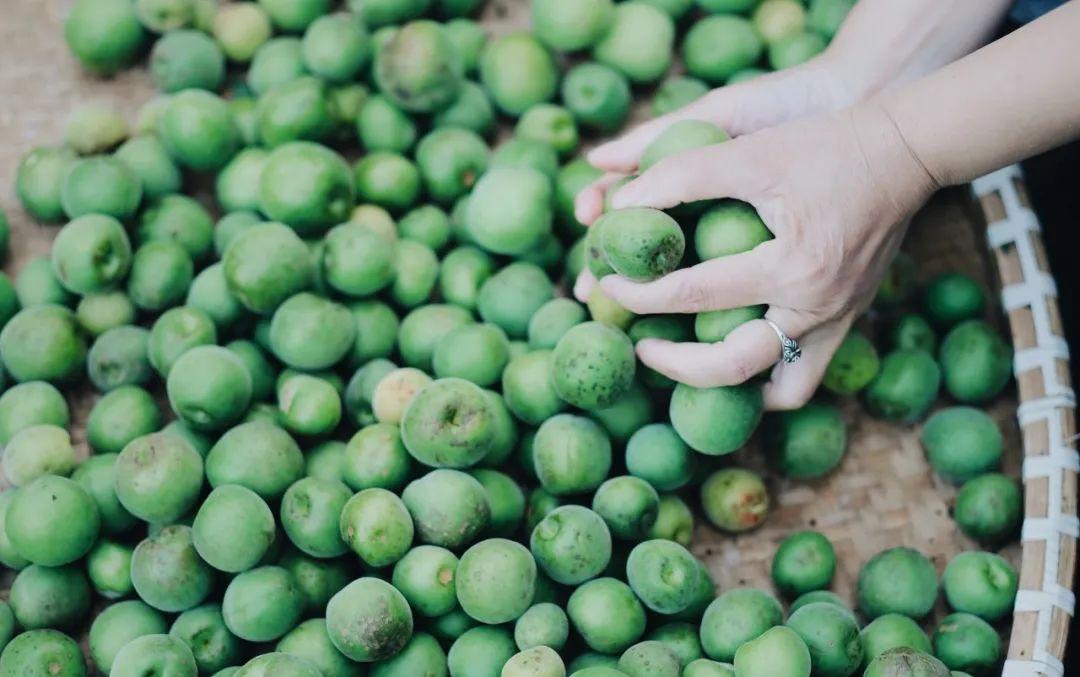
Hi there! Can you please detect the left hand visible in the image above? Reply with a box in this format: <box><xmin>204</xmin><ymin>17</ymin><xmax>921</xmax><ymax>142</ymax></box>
<box><xmin>581</xmin><ymin>103</ymin><xmax>938</xmax><ymax>410</ymax></box>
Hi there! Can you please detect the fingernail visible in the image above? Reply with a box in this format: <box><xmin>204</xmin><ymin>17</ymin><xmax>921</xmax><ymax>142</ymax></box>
<box><xmin>574</xmin><ymin>193</ymin><xmax>598</xmax><ymax>226</ymax></box>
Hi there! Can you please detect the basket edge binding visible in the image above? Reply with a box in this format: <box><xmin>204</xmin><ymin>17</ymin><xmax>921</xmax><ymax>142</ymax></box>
<box><xmin>973</xmin><ymin>165</ymin><xmax>1079</xmax><ymax>677</ymax></box>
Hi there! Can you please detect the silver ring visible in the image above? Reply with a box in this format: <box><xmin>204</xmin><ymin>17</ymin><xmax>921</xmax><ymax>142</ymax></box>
<box><xmin>765</xmin><ymin>319</ymin><xmax>802</xmax><ymax>364</ymax></box>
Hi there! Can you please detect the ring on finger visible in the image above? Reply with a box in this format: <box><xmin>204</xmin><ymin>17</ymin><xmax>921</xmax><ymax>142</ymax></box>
<box><xmin>764</xmin><ymin>319</ymin><xmax>802</xmax><ymax>364</ymax></box>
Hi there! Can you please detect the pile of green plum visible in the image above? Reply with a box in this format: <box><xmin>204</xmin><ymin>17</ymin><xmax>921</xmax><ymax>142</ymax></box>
<box><xmin>0</xmin><ymin>0</ymin><xmax>1022</xmax><ymax>674</ymax></box>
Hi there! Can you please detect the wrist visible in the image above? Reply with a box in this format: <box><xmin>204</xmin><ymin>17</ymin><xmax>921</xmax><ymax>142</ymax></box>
<box><xmin>849</xmin><ymin>100</ymin><xmax>940</xmax><ymax>218</ymax></box>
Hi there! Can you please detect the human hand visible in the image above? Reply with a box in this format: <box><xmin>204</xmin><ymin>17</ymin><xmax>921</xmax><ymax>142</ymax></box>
<box><xmin>583</xmin><ymin>103</ymin><xmax>938</xmax><ymax>409</ymax></box>
<box><xmin>572</xmin><ymin>56</ymin><xmax>860</xmax><ymax>245</ymax></box>
<box><xmin>573</xmin><ymin>57</ymin><xmax>862</xmax><ymax>302</ymax></box>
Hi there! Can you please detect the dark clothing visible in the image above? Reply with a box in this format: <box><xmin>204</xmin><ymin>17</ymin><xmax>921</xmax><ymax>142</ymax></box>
<box><xmin>1011</xmin><ymin>0</ymin><xmax>1069</xmax><ymax>22</ymax></box>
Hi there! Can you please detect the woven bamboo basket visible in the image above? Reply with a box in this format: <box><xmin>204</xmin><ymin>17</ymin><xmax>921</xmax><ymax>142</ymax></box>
<box><xmin>0</xmin><ymin>1</ymin><xmax>1075</xmax><ymax>675</ymax></box>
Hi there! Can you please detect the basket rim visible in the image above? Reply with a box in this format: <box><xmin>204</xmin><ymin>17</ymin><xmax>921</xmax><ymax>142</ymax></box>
<box><xmin>972</xmin><ymin>165</ymin><xmax>1078</xmax><ymax>677</ymax></box>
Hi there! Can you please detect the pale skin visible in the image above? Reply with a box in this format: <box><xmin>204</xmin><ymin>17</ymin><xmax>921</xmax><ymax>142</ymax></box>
<box><xmin>575</xmin><ymin>0</ymin><xmax>1080</xmax><ymax>410</ymax></box>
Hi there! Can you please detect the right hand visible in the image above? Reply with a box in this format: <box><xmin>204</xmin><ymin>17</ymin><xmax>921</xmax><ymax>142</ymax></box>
<box><xmin>573</xmin><ymin>55</ymin><xmax>862</xmax><ymax>301</ymax></box>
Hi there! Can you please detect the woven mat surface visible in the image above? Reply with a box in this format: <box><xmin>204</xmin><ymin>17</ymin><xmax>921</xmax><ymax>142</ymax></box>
<box><xmin>0</xmin><ymin>0</ymin><xmax>1023</xmax><ymax>638</ymax></box>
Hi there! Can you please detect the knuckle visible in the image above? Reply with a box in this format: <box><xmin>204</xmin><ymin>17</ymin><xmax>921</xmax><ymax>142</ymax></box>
<box><xmin>713</xmin><ymin>353</ymin><xmax>757</xmax><ymax>386</ymax></box>
<box><xmin>674</xmin><ymin>275</ymin><xmax>712</xmax><ymax>312</ymax></box>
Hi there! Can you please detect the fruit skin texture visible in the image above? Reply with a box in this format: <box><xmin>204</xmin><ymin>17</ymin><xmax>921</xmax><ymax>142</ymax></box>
<box><xmin>467</xmin><ymin>166</ymin><xmax>553</xmax><ymax>256</ymax></box>
<box><xmin>597</xmin><ymin>208</ymin><xmax>685</xmax><ymax>281</ymax></box>
<box><xmin>258</xmin><ymin>142</ymin><xmax>355</xmax><ymax>237</ymax></box>
<box><xmin>938</xmin><ymin>320</ymin><xmax>1012</xmax><ymax>404</ymax></box>
<box><xmin>222</xmin><ymin>566</ymin><xmax>305</xmax><ymax>643</ymax></box>
<box><xmin>857</xmin><ymin>547</ymin><xmax>939</xmax><ymax>620</ymax></box>
<box><xmin>625</xmin><ymin>422</ymin><xmax>695</xmax><ymax>491</ymax></box>
<box><xmin>236</xmin><ymin>652</ymin><xmax>322</xmax><ymax>676</ymax></box>
<box><xmin>167</xmin><ymin>345</ymin><xmax>254</xmax><ymax>432</ymax></box>
<box><xmin>0</xmin><ymin>304</ymin><xmax>87</xmax><ymax>384</ymax></box>
<box><xmin>514</xmin><ymin>602</ymin><xmax>569</xmax><ymax>651</ymax></box>
<box><xmin>931</xmin><ymin>612</ymin><xmax>1001</xmax><ymax>675</ymax></box>
<box><xmin>530</xmin><ymin>505</ymin><xmax>612</xmax><ymax>585</ymax></box>
<box><xmin>192</xmin><ymin>484</ymin><xmax>276</xmax><ymax>573</ymax></box>
<box><xmin>626</xmin><ymin>539</ymin><xmax>701</xmax><ymax>614</ymax></box>
<box><xmin>954</xmin><ymin>473</ymin><xmax>1022</xmax><ymax>546</ymax></box>
<box><xmin>170</xmin><ymin>603</ymin><xmax>243</xmax><ymax>675</ymax></box>
<box><xmin>402</xmin><ymin>469</ymin><xmax>491</xmax><ymax>549</ymax></box>
<box><xmin>1</xmin><ymin>628</ymin><xmax>88</xmax><ymax>675</ymax></box>
<box><xmin>448</xmin><ymin>626</ymin><xmax>518</xmax><ymax>677</ymax></box>
<box><xmin>150</xmin><ymin>30</ymin><xmax>225</xmax><ymax>93</ymax></box>
<box><xmin>532</xmin><ymin>0</ymin><xmax>614</xmax><ymax>52</ymax></box>
<box><xmin>50</xmin><ymin>214</ymin><xmax>132</xmax><ymax>295</ymax></box>
<box><xmin>924</xmin><ymin>273</ymin><xmax>985</xmax><ymax>330</ymax></box>
<box><xmin>771</xmin><ymin>531</ymin><xmax>836</xmax><ymax>598</ymax></box>
<box><xmin>921</xmin><ymin>407</ymin><xmax>1002</xmax><ymax>484</ymax></box>
<box><xmin>551</xmin><ymin>321</ymin><xmax>636</xmax><ymax>410</ymax></box>
<box><xmin>16</xmin><ymin>146</ymin><xmax>77</xmax><ymax>223</ymax></box>
<box><xmin>683</xmin><ymin>659</ymin><xmax>736</xmax><ymax>676</ymax></box>
<box><xmin>684</xmin><ymin>15</ymin><xmax>762</xmax><ymax>84</ymax></box>
<box><xmin>88</xmin><ymin>600</ymin><xmax>168</xmax><ymax>674</ymax></box>
<box><xmin>339</xmin><ymin>488</ymin><xmax>414</xmax><ymax>568</ymax></box>
<box><xmin>701</xmin><ymin>468</ymin><xmax>769</xmax><ymax>533</ymax></box>
<box><xmin>864</xmin><ymin>349</ymin><xmax>941</xmax><ymax>423</ymax></box>
<box><xmin>223</xmin><ymin>222</ymin><xmax>314</xmax><ymax>314</ymax></box>
<box><xmin>941</xmin><ymin>551</ymin><xmax>1018</xmax><ymax>623</ymax></box>
<box><xmin>158</xmin><ymin>90</ymin><xmax>240</xmax><ymax>172</ymax></box>
<box><xmin>733</xmin><ymin>626</ymin><xmax>811</xmax><ymax>677</ymax></box>
<box><xmin>860</xmin><ymin>613</ymin><xmax>932</xmax><ymax>664</ymax></box>
<box><xmin>392</xmin><ymin>545</ymin><xmax>460</xmax><ymax>618</ymax></box>
<box><xmin>671</xmin><ymin>382</ymin><xmax>763</xmax><ymax>455</ymax></box>
<box><xmin>699</xmin><ymin>588</ymin><xmax>783</xmax><ymax>662</ymax></box>
<box><xmin>8</xmin><ymin>564</ymin><xmax>91</xmax><ymax>630</ymax></box>
<box><xmin>593</xmin><ymin>475</ymin><xmax>660</xmax><ymax>540</ymax></box>
<box><xmin>618</xmin><ymin>641</ymin><xmax>681</xmax><ymax>676</ymax></box>
<box><xmin>6</xmin><ymin>475</ymin><xmax>100</xmax><ymax>567</ymax></box>
<box><xmin>115</xmin><ymin>432</ymin><xmax>204</xmax><ymax>524</ymax></box>
<box><xmin>65</xmin><ymin>0</ymin><xmax>147</xmax><ymax>75</ymax></box>
<box><xmin>864</xmin><ymin>647</ymin><xmax>951</xmax><ymax>677</ymax></box>
<box><xmin>764</xmin><ymin>403</ymin><xmax>847</xmax><ymax>479</ymax></box>
<box><xmin>593</xmin><ymin>2</ymin><xmax>675</xmax><ymax>84</ymax></box>
<box><xmin>269</xmin><ymin>292</ymin><xmax>356</xmax><ymax>370</ymax></box>
<box><xmin>567</xmin><ymin>577</ymin><xmax>647</xmax><ymax>654</ymax></box>
<box><xmin>785</xmin><ymin>602</ymin><xmax>863</xmax><ymax>677</ymax></box>
<box><xmin>532</xmin><ymin>414</ymin><xmax>612</xmax><ymax>496</ymax></box>
<box><xmin>375</xmin><ymin>20</ymin><xmax>463</xmax><ymax>113</ymax></box>
<box><xmin>280</xmin><ymin>477</ymin><xmax>351</xmax><ymax>558</ymax></box>
<box><xmin>823</xmin><ymin>332</ymin><xmax>880</xmax><ymax>394</ymax></box>
<box><xmin>327</xmin><ymin>577</ymin><xmax>415</xmax><ymax>663</ymax></box>
<box><xmin>456</xmin><ymin>538</ymin><xmax>537</xmax><ymax>624</ymax></box>
<box><xmin>480</xmin><ymin>33</ymin><xmax>559</xmax><ymax>116</ymax></box>
<box><xmin>401</xmin><ymin>377</ymin><xmax>495</xmax><ymax>468</ymax></box>
<box><xmin>130</xmin><ymin>526</ymin><xmax>214</xmax><ymax>613</ymax></box>
<box><xmin>110</xmin><ymin>634</ymin><xmax>198</xmax><ymax>677</ymax></box>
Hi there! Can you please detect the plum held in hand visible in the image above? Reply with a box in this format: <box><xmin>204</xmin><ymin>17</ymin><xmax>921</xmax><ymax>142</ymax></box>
<box><xmin>594</xmin><ymin>208</ymin><xmax>685</xmax><ymax>281</ymax></box>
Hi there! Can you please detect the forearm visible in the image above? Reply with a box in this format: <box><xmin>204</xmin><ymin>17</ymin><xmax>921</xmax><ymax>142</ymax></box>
<box><xmin>824</xmin><ymin>0</ymin><xmax>1012</xmax><ymax>97</ymax></box>
<box><xmin>880</xmin><ymin>1</ymin><xmax>1080</xmax><ymax>186</ymax></box>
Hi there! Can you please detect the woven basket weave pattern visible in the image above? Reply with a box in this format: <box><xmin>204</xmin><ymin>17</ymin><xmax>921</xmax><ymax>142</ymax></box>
<box><xmin>974</xmin><ymin>168</ymin><xmax>1078</xmax><ymax>676</ymax></box>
